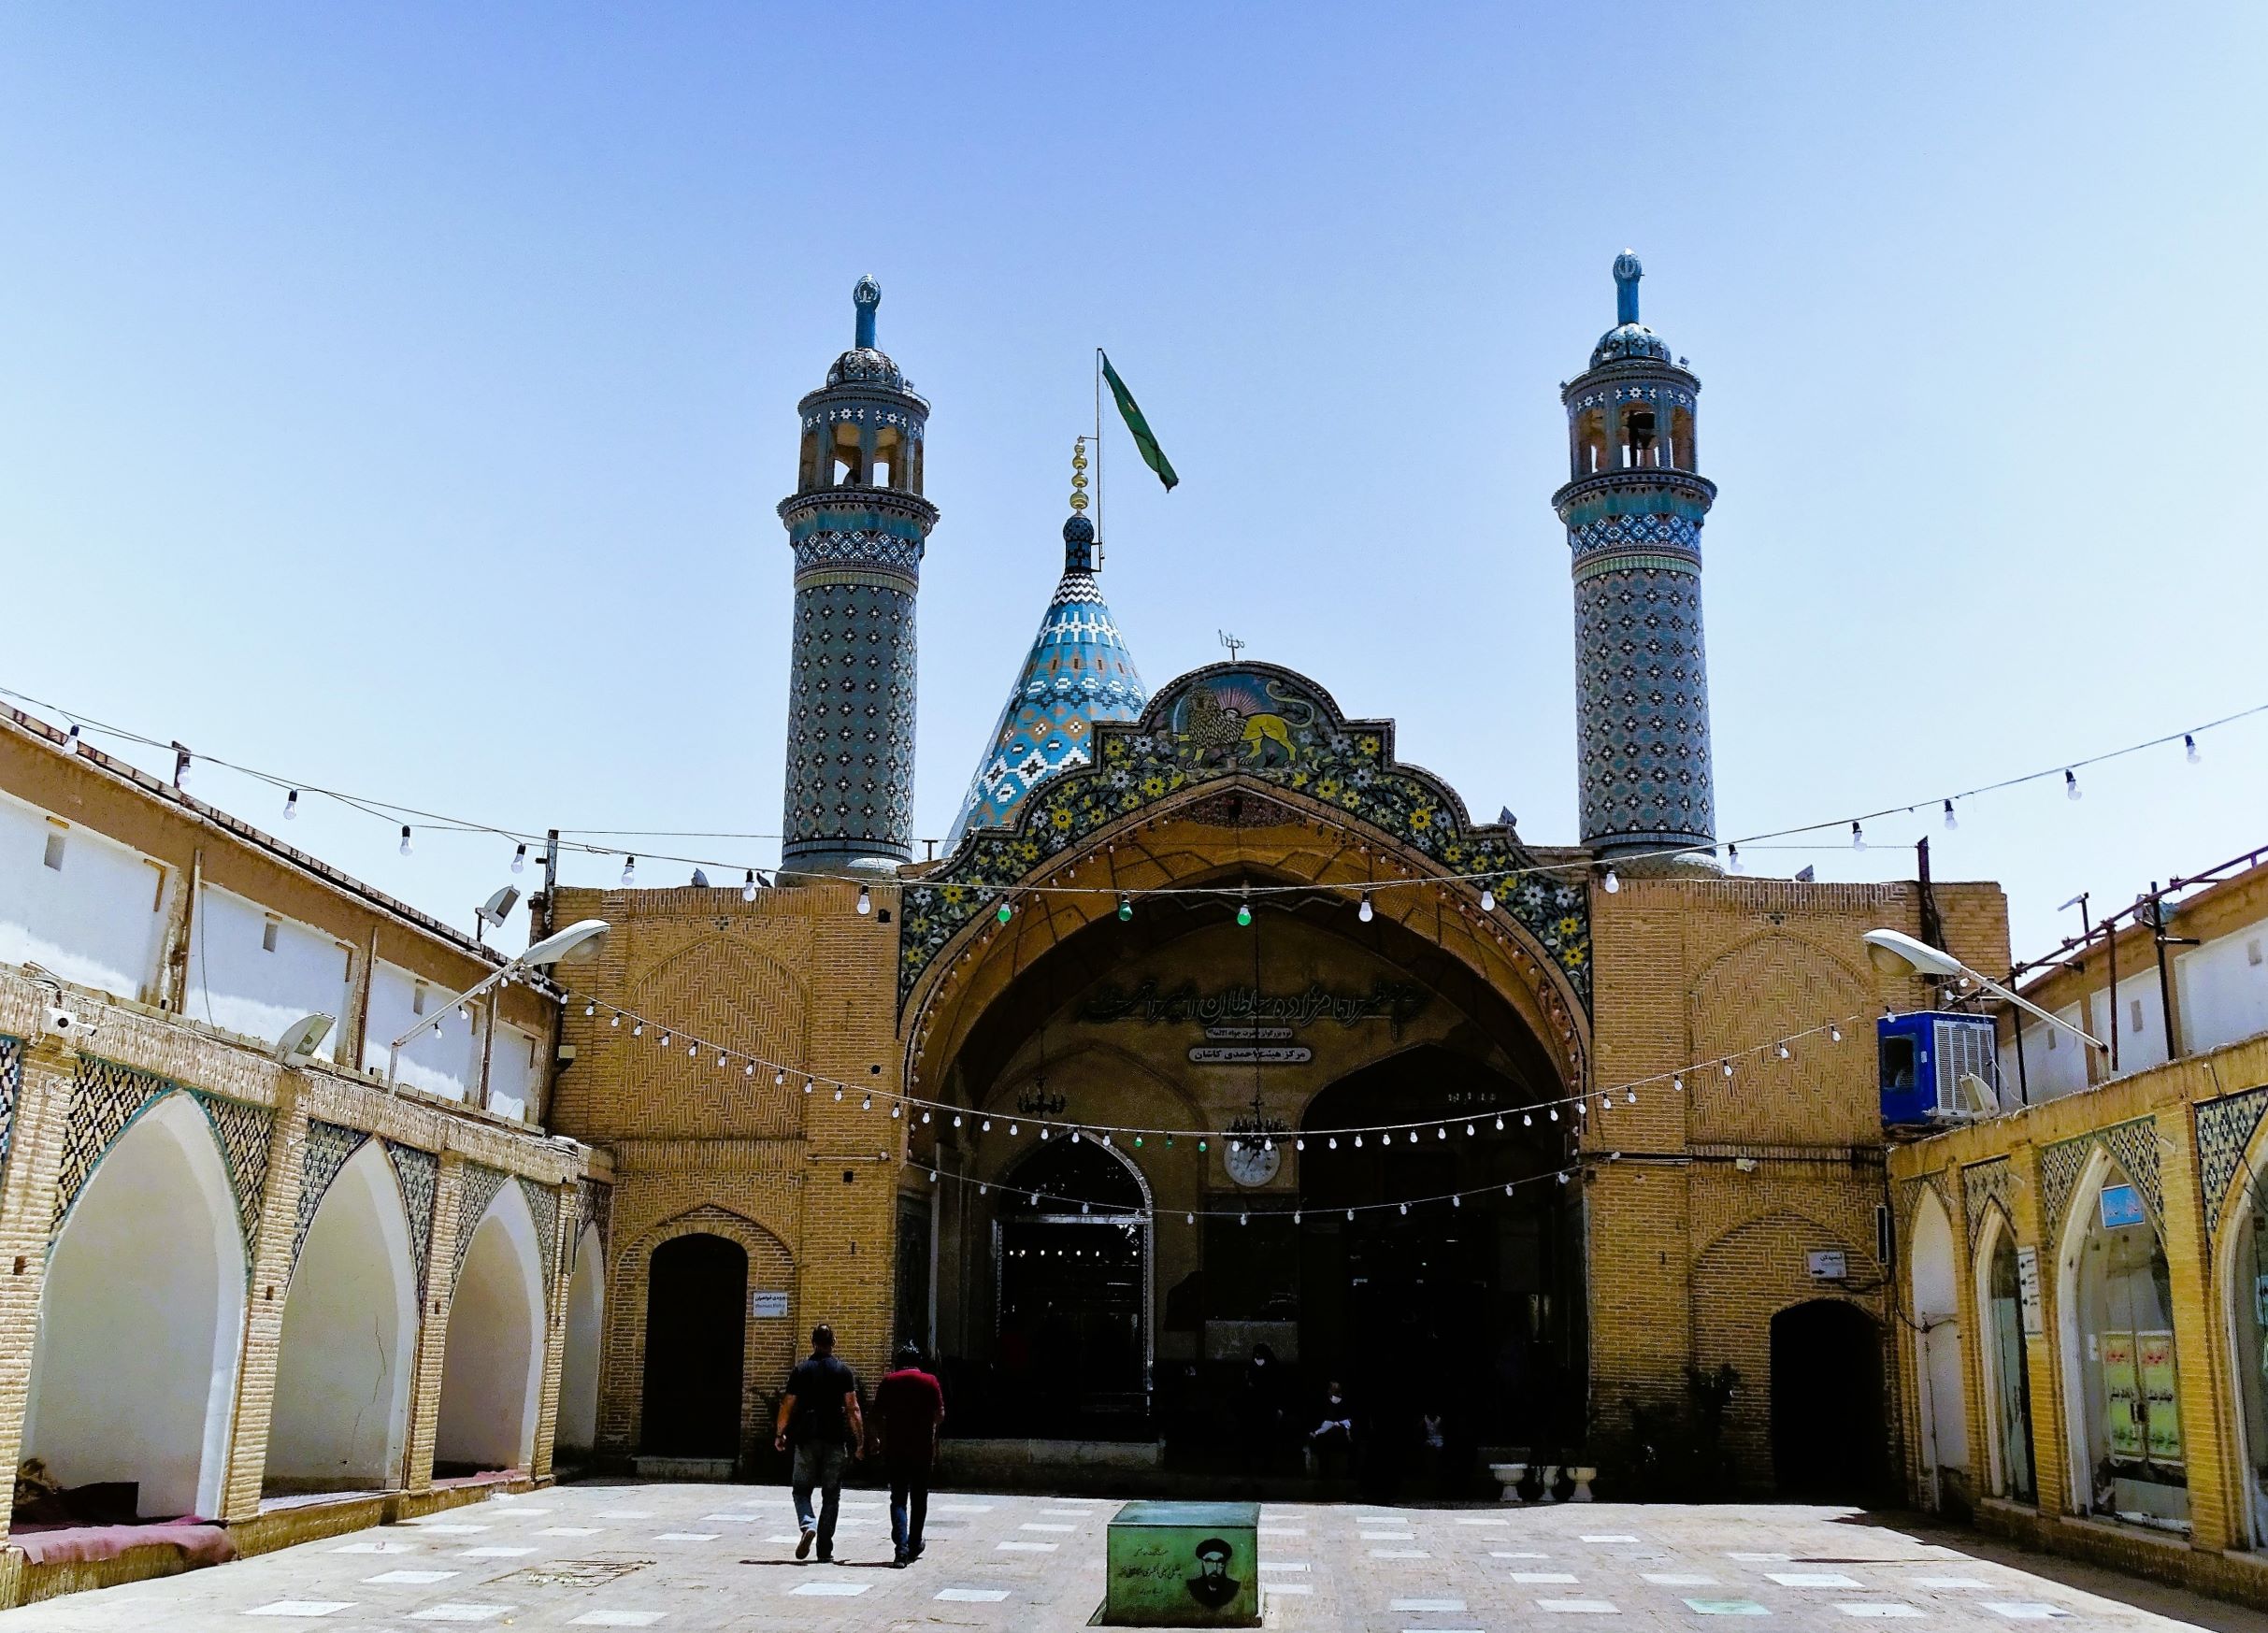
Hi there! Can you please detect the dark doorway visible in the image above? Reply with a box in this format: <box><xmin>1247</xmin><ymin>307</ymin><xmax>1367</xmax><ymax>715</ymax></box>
<box><xmin>995</xmin><ymin>1139</ymin><xmax>1146</xmax><ymax>1436</ymax></box>
<box><xmin>1299</xmin><ymin>1047</ymin><xmax>1579</xmax><ymax>1468</ymax></box>
<box><xmin>640</xmin><ymin>1233</ymin><xmax>748</xmax><ymax>1458</ymax></box>
<box><xmin>1770</xmin><ymin>1299</ymin><xmax>1886</xmax><ymax>1500</ymax></box>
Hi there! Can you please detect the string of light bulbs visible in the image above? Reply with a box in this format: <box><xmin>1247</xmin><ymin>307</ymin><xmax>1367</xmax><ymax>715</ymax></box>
<box><xmin>906</xmin><ymin>1153</ymin><xmax>1583</xmax><ymax>1223</ymax></box>
<box><xmin>505</xmin><ymin>981</ymin><xmax>1875</xmax><ymax>1148</ymax></box>
<box><xmin>5</xmin><ymin>680</ymin><xmax>2257</xmax><ymax>909</ymax></box>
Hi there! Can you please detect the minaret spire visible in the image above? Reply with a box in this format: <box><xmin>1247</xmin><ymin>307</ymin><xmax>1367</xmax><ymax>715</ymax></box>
<box><xmin>1554</xmin><ymin>251</ymin><xmax>1718</xmax><ymax>862</ymax></box>
<box><xmin>776</xmin><ymin>277</ymin><xmax>939</xmax><ymax>878</ymax></box>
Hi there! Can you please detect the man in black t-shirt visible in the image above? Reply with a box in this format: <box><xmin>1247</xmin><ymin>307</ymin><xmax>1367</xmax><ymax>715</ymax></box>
<box><xmin>774</xmin><ymin>1324</ymin><xmax>862</xmax><ymax>1561</ymax></box>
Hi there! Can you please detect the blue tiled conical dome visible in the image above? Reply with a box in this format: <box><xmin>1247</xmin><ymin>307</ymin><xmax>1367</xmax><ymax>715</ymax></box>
<box><xmin>946</xmin><ymin>514</ymin><xmax>1145</xmax><ymax>847</ymax></box>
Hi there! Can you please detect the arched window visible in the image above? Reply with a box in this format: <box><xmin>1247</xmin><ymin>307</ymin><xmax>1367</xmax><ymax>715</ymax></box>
<box><xmin>872</xmin><ymin>426</ymin><xmax>901</xmax><ymax>491</ymax></box>
<box><xmin>830</xmin><ymin>423</ymin><xmax>863</xmax><ymax>486</ymax></box>
<box><xmin>2060</xmin><ymin>1158</ymin><xmax>2186</xmax><ymax>1529</ymax></box>
<box><xmin>1670</xmin><ymin>405</ymin><xmax>1696</xmax><ymax>469</ymax></box>
<box><xmin>2228</xmin><ymin>1172</ymin><xmax>2268</xmax><ymax>1543</ymax></box>
<box><xmin>1908</xmin><ymin>1191</ymin><xmax>1968</xmax><ymax>1510</ymax></box>
<box><xmin>553</xmin><ymin>1225</ymin><xmax>606</xmax><ymax>1465</ymax></box>
<box><xmin>1974</xmin><ymin>1211</ymin><xmax>2036</xmax><ymax>1503</ymax></box>
<box><xmin>1620</xmin><ymin>402</ymin><xmax>1660</xmax><ymax>468</ymax></box>
<box><xmin>1572</xmin><ymin>409</ymin><xmax>1608</xmax><ymax>478</ymax></box>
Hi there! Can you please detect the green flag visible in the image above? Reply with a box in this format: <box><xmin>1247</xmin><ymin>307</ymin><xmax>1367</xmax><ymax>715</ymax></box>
<box><xmin>1100</xmin><ymin>351</ymin><xmax>1179</xmax><ymax>492</ymax></box>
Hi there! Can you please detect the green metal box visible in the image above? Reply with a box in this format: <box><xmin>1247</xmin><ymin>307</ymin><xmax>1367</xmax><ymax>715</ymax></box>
<box><xmin>1100</xmin><ymin>1500</ymin><xmax>1261</xmax><ymax>1626</ymax></box>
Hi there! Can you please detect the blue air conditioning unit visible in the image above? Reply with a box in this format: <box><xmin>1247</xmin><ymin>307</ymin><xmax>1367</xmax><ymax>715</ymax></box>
<box><xmin>1879</xmin><ymin>1011</ymin><xmax>2001</xmax><ymax>1126</ymax></box>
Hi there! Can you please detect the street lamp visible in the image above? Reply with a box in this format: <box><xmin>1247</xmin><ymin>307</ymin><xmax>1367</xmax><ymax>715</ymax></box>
<box><xmin>1861</xmin><ymin>928</ymin><xmax>2105</xmax><ymax>1054</ymax></box>
<box><xmin>388</xmin><ymin>918</ymin><xmax>610</xmax><ymax>1088</ymax></box>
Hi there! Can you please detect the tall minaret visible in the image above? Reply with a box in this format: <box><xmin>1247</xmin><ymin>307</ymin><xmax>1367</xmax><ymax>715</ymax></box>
<box><xmin>1554</xmin><ymin>251</ymin><xmax>1717</xmax><ymax>860</ymax></box>
<box><xmin>778</xmin><ymin>277</ymin><xmax>939</xmax><ymax>878</ymax></box>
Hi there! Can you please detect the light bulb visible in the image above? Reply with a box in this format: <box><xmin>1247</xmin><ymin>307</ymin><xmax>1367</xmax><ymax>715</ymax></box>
<box><xmin>1777</xmin><ymin>1042</ymin><xmax>1790</xmax><ymax>1060</ymax></box>
<box><xmin>1504</xmin><ymin>1183</ymin><xmax>1514</xmax><ymax>1196</ymax></box>
<box><xmin>833</xmin><ymin>1086</ymin><xmax>843</xmax><ymax>1101</ymax></box>
<box><xmin>1453</xmin><ymin>1195</ymin><xmax>1462</xmax><ymax>1208</ymax></box>
<box><xmin>1358</xmin><ymin>891</ymin><xmax>1373</xmax><ymax>923</ymax></box>
<box><xmin>1237</xmin><ymin>896</ymin><xmax>1253</xmax><ymax>927</ymax></box>
<box><xmin>2065</xmin><ymin>769</ymin><xmax>2081</xmax><ymax>800</ymax></box>
<box><xmin>687</xmin><ymin>1042</ymin><xmax>698</xmax><ymax>1057</ymax></box>
<box><xmin>1009</xmin><ymin>1123</ymin><xmax>1019</xmax><ymax>1136</ymax></box>
<box><xmin>892</xmin><ymin>1104</ymin><xmax>902</xmax><ymax>1120</ymax></box>
<box><xmin>1557</xmin><ymin>1171</ymin><xmax>1570</xmax><ymax>1184</ymax></box>
<box><xmin>921</xmin><ymin>1110</ymin><xmax>930</xmax><ymax>1124</ymax></box>
<box><xmin>1494</xmin><ymin>1115</ymin><xmax>1504</xmax><ymax>1130</ymax></box>
<box><xmin>1407</xmin><ymin>1130</ymin><xmax>1417</xmax><ymax>1144</ymax></box>
<box><xmin>1549</xmin><ymin>1107</ymin><xmax>1559</xmax><ymax>1122</ymax></box>
<box><xmin>1465</xmin><ymin>1123</ymin><xmax>1474</xmax><ymax>1137</ymax></box>
<box><xmin>1625</xmin><ymin>1088</ymin><xmax>1636</xmax><ymax>1103</ymax></box>
<box><xmin>1354</xmin><ymin>1134</ymin><xmax>1364</xmax><ymax>1148</ymax></box>
<box><xmin>1185</xmin><ymin>1212</ymin><xmax>1195</xmax><ymax>1225</ymax></box>
<box><xmin>399</xmin><ymin>825</ymin><xmax>413</xmax><ymax>856</ymax></box>
<box><xmin>1039</xmin><ymin>1125</ymin><xmax>1050</xmax><ymax>1140</ymax></box>
<box><xmin>1851</xmin><ymin>821</ymin><xmax>1866</xmax><ymax>851</ymax></box>
<box><xmin>1723</xmin><ymin>1059</ymin><xmax>1734</xmax><ymax>1077</ymax></box>
<box><xmin>284</xmin><ymin>790</ymin><xmax>299</xmax><ymax>821</ymax></box>
<box><xmin>1942</xmin><ymin>799</ymin><xmax>1957</xmax><ymax>831</ymax></box>
<box><xmin>717</xmin><ymin>1051</ymin><xmax>728</xmax><ymax>1067</ymax></box>
<box><xmin>1117</xmin><ymin>894</ymin><xmax>1132</xmax><ymax>921</ymax></box>
<box><xmin>1399</xmin><ymin>1203</ymin><xmax>1408</xmax><ymax>1216</ymax></box>
<box><xmin>744</xmin><ymin>1062</ymin><xmax>754</xmax><ymax>1076</ymax></box>
<box><xmin>511</xmin><ymin>842</ymin><xmax>525</xmax><ymax>872</ymax></box>
<box><xmin>2186</xmin><ymin>733</ymin><xmax>2202</xmax><ymax>765</ymax></box>
<box><xmin>997</xmin><ymin>899</ymin><xmax>1013</xmax><ymax>924</ymax></box>
<box><xmin>1574</xmin><ymin>1098</ymin><xmax>1586</xmax><ymax>1116</ymax></box>
<box><xmin>952</xmin><ymin>1113</ymin><xmax>962</xmax><ymax>1127</ymax></box>
<box><xmin>659</xmin><ymin>1032</ymin><xmax>670</xmax><ymax>1047</ymax></box>
<box><xmin>621</xmin><ymin>855</ymin><xmax>638</xmax><ymax>887</ymax></box>
<box><xmin>1728</xmin><ymin>844</ymin><xmax>1742</xmax><ymax>874</ymax></box>
<box><xmin>861</xmin><ymin>1095</ymin><xmax>872</xmax><ymax>1110</ymax></box>
<box><xmin>610</xmin><ymin>1013</ymin><xmax>621</xmax><ymax>1028</ymax></box>
<box><xmin>982</xmin><ymin>1118</ymin><xmax>991</xmax><ymax>1132</ymax></box>
<box><xmin>632</xmin><ymin>1022</ymin><xmax>643</xmax><ymax>1037</ymax></box>
<box><xmin>1830</xmin><ymin>1024</ymin><xmax>1843</xmax><ymax>1043</ymax></box>
<box><xmin>1436</xmin><ymin>1125</ymin><xmax>1447</xmax><ymax>1140</ymax></box>
<box><xmin>929</xmin><ymin>1169</ymin><xmax>939</xmax><ymax>1184</ymax></box>
<box><xmin>1240</xmin><ymin>1212</ymin><xmax>1248</xmax><ymax>1225</ymax></box>
<box><xmin>1070</xmin><ymin>1129</ymin><xmax>1081</xmax><ymax>1142</ymax></box>
<box><xmin>1328</xmin><ymin>1136</ymin><xmax>1338</xmax><ymax>1149</ymax></box>
<box><xmin>1523</xmin><ymin>1112</ymin><xmax>1533</xmax><ymax>1126</ymax></box>
<box><xmin>1293</xmin><ymin>1211</ymin><xmax>1302</xmax><ymax>1225</ymax></box>
<box><xmin>1345</xmin><ymin>1210</ymin><xmax>1355</xmax><ymax>1222</ymax></box>
<box><xmin>1480</xmin><ymin>886</ymin><xmax>1496</xmax><ymax>912</ymax></box>
<box><xmin>1602</xmin><ymin>867</ymin><xmax>1619</xmax><ymax>894</ymax></box>
<box><xmin>1293</xmin><ymin>1136</ymin><xmax>1303</xmax><ymax>1151</ymax></box>
<box><xmin>857</xmin><ymin>885</ymin><xmax>871</xmax><ymax>915</ymax></box>
<box><xmin>583</xmin><ymin>1001</ymin><xmax>595</xmax><ymax>1017</ymax></box>
<box><xmin>744</xmin><ymin>869</ymin><xmax>758</xmax><ymax>902</ymax></box>
<box><xmin>1672</xmin><ymin>1075</ymin><xmax>1684</xmax><ymax>1094</ymax></box>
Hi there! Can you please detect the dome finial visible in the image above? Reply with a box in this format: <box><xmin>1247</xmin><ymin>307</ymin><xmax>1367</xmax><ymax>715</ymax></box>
<box><xmin>1065</xmin><ymin>438</ymin><xmax>1096</xmax><ymax>569</ymax></box>
<box><xmin>854</xmin><ymin>275</ymin><xmax>881</xmax><ymax>349</ymax></box>
<box><xmin>1612</xmin><ymin>251</ymin><xmax>1643</xmax><ymax>326</ymax></box>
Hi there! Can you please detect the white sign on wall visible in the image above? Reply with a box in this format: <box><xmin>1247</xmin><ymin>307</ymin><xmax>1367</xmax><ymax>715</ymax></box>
<box><xmin>751</xmin><ymin>1290</ymin><xmax>790</xmax><ymax>1319</ymax></box>
<box><xmin>2016</xmin><ymin>1247</ymin><xmax>2044</xmax><ymax>1335</ymax></box>
<box><xmin>1806</xmin><ymin>1250</ymin><xmax>1847</xmax><ymax>1281</ymax></box>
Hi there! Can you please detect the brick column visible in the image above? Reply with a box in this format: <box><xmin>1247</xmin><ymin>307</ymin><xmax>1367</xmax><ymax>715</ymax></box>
<box><xmin>2012</xmin><ymin>1139</ymin><xmax>2072</xmax><ymax>1516</ymax></box>
<box><xmin>2158</xmin><ymin>1108</ymin><xmax>2241</xmax><ymax>1548</ymax></box>
<box><xmin>400</xmin><ymin>1153</ymin><xmax>466</xmax><ymax>1494</ymax></box>
<box><xmin>0</xmin><ymin>1043</ymin><xmax>79</xmax><ymax>1544</ymax></box>
<box><xmin>524</xmin><ymin>1181</ymin><xmax>573</xmax><ymax>1483</ymax></box>
<box><xmin>217</xmin><ymin>1081</ymin><xmax>307</xmax><ymax>1519</ymax></box>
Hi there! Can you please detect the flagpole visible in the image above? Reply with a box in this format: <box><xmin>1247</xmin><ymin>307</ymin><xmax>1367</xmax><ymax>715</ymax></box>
<box><xmin>1093</xmin><ymin>348</ymin><xmax>1105</xmax><ymax>568</ymax></box>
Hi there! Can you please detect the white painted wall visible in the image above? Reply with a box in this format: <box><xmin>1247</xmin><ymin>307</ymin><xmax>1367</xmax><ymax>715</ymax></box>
<box><xmin>434</xmin><ymin>1183</ymin><xmax>544</xmax><ymax>1470</ymax></box>
<box><xmin>2016</xmin><ymin>1002</ymin><xmax>2092</xmax><ymax>1101</ymax></box>
<box><xmin>363</xmin><ymin>960</ymin><xmax>481</xmax><ymax>1100</ymax></box>
<box><xmin>487</xmin><ymin>1023</ymin><xmax>540</xmax><ymax>1123</ymax></box>
<box><xmin>184</xmin><ymin>883</ymin><xmax>353</xmax><ymax>1060</ymax></box>
<box><xmin>2090</xmin><ymin>980</ymin><xmax>2169</xmax><ymax>1076</ymax></box>
<box><xmin>2178</xmin><ymin>925</ymin><xmax>2268</xmax><ymax>1056</ymax></box>
<box><xmin>0</xmin><ymin>789</ymin><xmax>171</xmax><ymax>1001</ymax></box>
<box><xmin>553</xmin><ymin>1225</ymin><xmax>605</xmax><ymax>1456</ymax></box>
<box><xmin>1909</xmin><ymin>1192</ymin><xmax>1968</xmax><ymax>1503</ymax></box>
<box><xmin>22</xmin><ymin>1094</ymin><xmax>246</xmax><ymax>1517</ymax></box>
<box><xmin>266</xmin><ymin>1143</ymin><xmax>418</xmax><ymax>1490</ymax></box>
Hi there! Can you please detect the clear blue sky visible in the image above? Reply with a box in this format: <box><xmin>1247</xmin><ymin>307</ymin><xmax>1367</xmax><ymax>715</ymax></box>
<box><xmin>3</xmin><ymin>3</ymin><xmax>2262</xmax><ymax>959</ymax></box>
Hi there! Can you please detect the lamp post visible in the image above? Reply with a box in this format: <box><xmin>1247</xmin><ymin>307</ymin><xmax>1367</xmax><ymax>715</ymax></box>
<box><xmin>387</xmin><ymin>918</ymin><xmax>610</xmax><ymax>1089</ymax></box>
<box><xmin>1861</xmin><ymin>928</ymin><xmax>2106</xmax><ymax>1056</ymax></box>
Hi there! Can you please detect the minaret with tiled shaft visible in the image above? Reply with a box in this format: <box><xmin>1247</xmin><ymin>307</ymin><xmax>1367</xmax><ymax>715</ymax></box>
<box><xmin>778</xmin><ymin>277</ymin><xmax>938</xmax><ymax>877</ymax></box>
<box><xmin>1554</xmin><ymin>251</ymin><xmax>1717</xmax><ymax>859</ymax></box>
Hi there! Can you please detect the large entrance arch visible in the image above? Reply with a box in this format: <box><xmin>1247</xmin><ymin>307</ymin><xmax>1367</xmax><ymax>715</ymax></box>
<box><xmin>993</xmin><ymin>1138</ymin><xmax>1150</xmax><ymax>1437</ymax></box>
<box><xmin>24</xmin><ymin>1092</ymin><xmax>247</xmax><ymax>1518</ymax></box>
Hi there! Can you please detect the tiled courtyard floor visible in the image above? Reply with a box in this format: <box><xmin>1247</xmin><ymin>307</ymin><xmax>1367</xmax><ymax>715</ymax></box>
<box><xmin>0</xmin><ymin>1483</ymin><xmax>2259</xmax><ymax>1632</ymax></box>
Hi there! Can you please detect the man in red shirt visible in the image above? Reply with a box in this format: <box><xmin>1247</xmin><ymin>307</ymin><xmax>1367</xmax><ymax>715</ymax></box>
<box><xmin>868</xmin><ymin>1343</ymin><xmax>945</xmax><ymax>1567</ymax></box>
